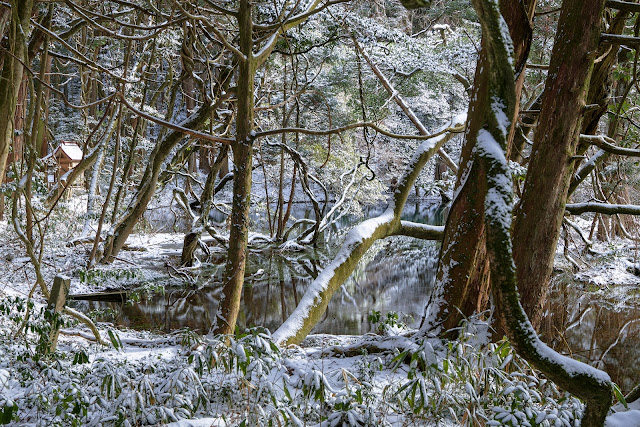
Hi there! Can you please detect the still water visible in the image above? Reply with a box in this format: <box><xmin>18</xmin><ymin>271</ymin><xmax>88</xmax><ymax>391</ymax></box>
<box><xmin>76</xmin><ymin>202</ymin><xmax>446</xmax><ymax>335</ymax></box>
<box><xmin>540</xmin><ymin>279</ymin><xmax>640</xmax><ymax>394</ymax></box>
<box><xmin>73</xmin><ymin>201</ymin><xmax>640</xmax><ymax>393</ymax></box>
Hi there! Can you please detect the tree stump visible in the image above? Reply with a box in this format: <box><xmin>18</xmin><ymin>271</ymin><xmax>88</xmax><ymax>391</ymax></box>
<box><xmin>47</xmin><ymin>275</ymin><xmax>70</xmax><ymax>352</ymax></box>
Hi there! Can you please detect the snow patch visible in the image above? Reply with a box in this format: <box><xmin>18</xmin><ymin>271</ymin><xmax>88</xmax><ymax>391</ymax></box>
<box><xmin>605</xmin><ymin>409</ymin><xmax>640</xmax><ymax>427</ymax></box>
<box><xmin>532</xmin><ymin>335</ymin><xmax>611</xmax><ymax>385</ymax></box>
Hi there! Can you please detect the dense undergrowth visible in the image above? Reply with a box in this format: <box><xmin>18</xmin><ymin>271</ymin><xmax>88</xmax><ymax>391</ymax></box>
<box><xmin>0</xmin><ymin>297</ymin><xmax>612</xmax><ymax>427</ymax></box>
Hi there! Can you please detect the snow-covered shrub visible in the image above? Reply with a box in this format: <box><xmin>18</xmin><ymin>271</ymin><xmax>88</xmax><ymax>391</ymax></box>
<box><xmin>0</xmin><ymin>309</ymin><xmax>625</xmax><ymax>426</ymax></box>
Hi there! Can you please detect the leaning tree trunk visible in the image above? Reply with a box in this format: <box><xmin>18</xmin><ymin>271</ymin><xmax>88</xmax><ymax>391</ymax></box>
<box><xmin>272</xmin><ymin>115</ymin><xmax>464</xmax><ymax>345</ymax></box>
<box><xmin>512</xmin><ymin>0</ymin><xmax>607</xmax><ymax>329</ymax></box>
<box><xmin>101</xmin><ymin>101</ymin><xmax>221</xmax><ymax>262</ymax></box>
<box><xmin>100</xmin><ymin>62</ymin><xmax>231</xmax><ymax>263</ymax></box>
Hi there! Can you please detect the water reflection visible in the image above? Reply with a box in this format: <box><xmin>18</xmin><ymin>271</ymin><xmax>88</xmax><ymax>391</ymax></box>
<box><xmin>75</xmin><ymin>201</ymin><xmax>445</xmax><ymax>334</ymax></box>
<box><xmin>73</xmin><ymin>200</ymin><xmax>640</xmax><ymax>392</ymax></box>
<box><xmin>540</xmin><ymin>278</ymin><xmax>640</xmax><ymax>394</ymax></box>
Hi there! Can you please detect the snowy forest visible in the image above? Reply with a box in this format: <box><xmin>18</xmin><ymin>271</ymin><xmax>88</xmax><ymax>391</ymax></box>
<box><xmin>1</xmin><ymin>0</ymin><xmax>640</xmax><ymax>425</ymax></box>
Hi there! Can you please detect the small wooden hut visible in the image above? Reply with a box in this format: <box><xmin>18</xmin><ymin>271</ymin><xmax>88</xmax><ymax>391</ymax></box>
<box><xmin>53</xmin><ymin>141</ymin><xmax>83</xmax><ymax>173</ymax></box>
<box><xmin>45</xmin><ymin>141</ymin><xmax>83</xmax><ymax>191</ymax></box>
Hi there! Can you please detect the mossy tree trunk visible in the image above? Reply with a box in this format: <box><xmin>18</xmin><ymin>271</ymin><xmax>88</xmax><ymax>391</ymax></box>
<box><xmin>424</xmin><ymin>0</ymin><xmax>534</xmax><ymax>334</ymax></box>
<box><xmin>430</xmin><ymin>0</ymin><xmax>619</xmax><ymax>334</ymax></box>
<box><xmin>211</xmin><ymin>0</ymin><xmax>255</xmax><ymax>336</ymax></box>
<box><xmin>469</xmin><ymin>1</ymin><xmax>613</xmax><ymax>425</ymax></box>
<box><xmin>512</xmin><ymin>0</ymin><xmax>607</xmax><ymax>329</ymax></box>
<box><xmin>210</xmin><ymin>0</ymin><xmax>339</xmax><ymax>335</ymax></box>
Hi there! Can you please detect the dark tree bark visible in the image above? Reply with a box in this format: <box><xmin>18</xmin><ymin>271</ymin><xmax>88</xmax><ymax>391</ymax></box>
<box><xmin>567</xmin><ymin>10</ymin><xmax>629</xmax><ymax>196</ymax></box>
<box><xmin>0</xmin><ymin>0</ymin><xmax>34</xmax><ymax>185</ymax></box>
<box><xmin>512</xmin><ymin>0</ymin><xmax>607</xmax><ymax>329</ymax></box>
<box><xmin>0</xmin><ymin>0</ymin><xmax>34</xmax><ymax>220</ymax></box>
<box><xmin>460</xmin><ymin>2</ymin><xmax>613</xmax><ymax>425</ymax></box>
<box><xmin>425</xmin><ymin>0</ymin><xmax>535</xmax><ymax>333</ymax></box>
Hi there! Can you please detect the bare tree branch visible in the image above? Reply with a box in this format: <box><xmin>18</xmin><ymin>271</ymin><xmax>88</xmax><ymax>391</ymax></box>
<box><xmin>393</xmin><ymin>221</ymin><xmax>444</xmax><ymax>240</ymax></box>
<box><xmin>579</xmin><ymin>134</ymin><xmax>640</xmax><ymax>157</ymax></box>
<box><xmin>565</xmin><ymin>202</ymin><xmax>640</xmax><ymax>215</ymax></box>
<box><xmin>118</xmin><ymin>93</ymin><xmax>234</xmax><ymax>145</ymax></box>
<box><xmin>255</xmin><ymin>121</ymin><xmax>464</xmax><ymax>140</ymax></box>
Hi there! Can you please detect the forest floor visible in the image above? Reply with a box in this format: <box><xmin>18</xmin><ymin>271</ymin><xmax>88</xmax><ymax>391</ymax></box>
<box><xmin>0</xmin><ymin>212</ymin><xmax>639</xmax><ymax>426</ymax></box>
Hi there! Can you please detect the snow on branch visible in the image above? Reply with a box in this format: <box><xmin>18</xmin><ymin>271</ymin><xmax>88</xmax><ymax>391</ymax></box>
<box><xmin>605</xmin><ymin>0</ymin><xmax>640</xmax><ymax>12</ymax></box>
<box><xmin>579</xmin><ymin>134</ymin><xmax>640</xmax><ymax>157</ymax></box>
<box><xmin>394</xmin><ymin>221</ymin><xmax>444</xmax><ymax>240</ymax></box>
<box><xmin>255</xmin><ymin>120</ymin><xmax>464</xmax><ymax>141</ymax></box>
<box><xmin>565</xmin><ymin>202</ymin><xmax>640</xmax><ymax>216</ymax></box>
<box><xmin>569</xmin><ymin>148</ymin><xmax>608</xmax><ymax>195</ymax></box>
<box><xmin>119</xmin><ymin>93</ymin><xmax>234</xmax><ymax>145</ymax></box>
<box><xmin>272</xmin><ymin>114</ymin><xmax>466</xmax><ymax>346</ymax></box>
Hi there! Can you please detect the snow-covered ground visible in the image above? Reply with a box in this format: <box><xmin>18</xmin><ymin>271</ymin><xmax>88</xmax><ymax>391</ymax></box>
<box><xmin>1</xmin><ymin>211</ymin><xmax>640</xmax><ymax>425</ymax></box>
<box><xmin>0</xmin><ymin>302</ymin><xmax>604</xmax><ymax>426</ymax></box>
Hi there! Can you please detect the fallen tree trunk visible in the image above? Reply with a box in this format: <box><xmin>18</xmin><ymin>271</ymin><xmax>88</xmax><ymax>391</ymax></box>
<box><xmin>273</xmin><ymin>114</ymin><xmax>465</xmax><ymax>346</ymax></box>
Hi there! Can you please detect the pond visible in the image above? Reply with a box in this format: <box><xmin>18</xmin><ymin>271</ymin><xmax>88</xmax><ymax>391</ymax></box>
<box><xmin>72</xmin><ymin>201</ymin><xmax>640</xmax><ymax>393</ymax></box>
<box><xmin>539</xmin><ymin>278</ymin><xmax>640</xmax><ymax>394</ymax></box>
<box><xmin>75</xmin><ymin>201</ymin><xmax>446</xmax><ymax>335</ymax></box>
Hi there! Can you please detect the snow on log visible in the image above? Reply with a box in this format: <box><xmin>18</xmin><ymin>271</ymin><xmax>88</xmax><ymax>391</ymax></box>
<box><xmin>273</xmin><ymin>114</ymin><xmax>466</xmax><ymax>346</ymax></box>
<box><xmin>566</xmin><ymin>202</ymin><xmax>640</xmax><ymax>216</ymax></box>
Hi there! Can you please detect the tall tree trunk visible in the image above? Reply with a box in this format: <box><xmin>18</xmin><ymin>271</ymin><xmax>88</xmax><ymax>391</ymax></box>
<box><xmin>213</xmin><ymin>0</ymin><xmax>255</xmax><ymax>335</ymax></box>
<box><xmin>424</xmin><ymin>0</ymin><xmax>535</xmax><ymax>333</ymax></box>
<box><xmin>275</xmin><ymin>62</ymin><xmax>288</xmax><ymax>240</ymax></box>
<box><xmin>513</xmin><ymin>0</ymin><xmax>607</xmax><ymax>329</ymax></box>
<box><xmin>181</xmin><ymin>19</ymin><xmax>197</xmax><ymax>194</ymax></box>
<box><xmin>0</xmin><ymin>0</ymin><xmax>34</xmax><ymax>220</ymax></box>
<box><xmin>211</xmin><ymin>0</ymin><xmax>370</xmax><ymax>335</ymax></box>
<box><xmin>81</xmin><ymin>113</ymin><xmax>118</xmax><ymax>238</ymax></box>
<box><xmin>0</xmin><ymin>0</ymin><xmax>34</xmax><ymax>185</ymax></box>
<box><xmin>37</xmin><ymin>56</ymin><xmax>52</xmax><ymax>157</ymax></box>
<box><xmin>111</xmin><ymin>42</ymin><xmax>157</xmax><ymax>224</ymax></box>
<box><xmin>183</xmin><ymin>76</ymin><xmax>197</xmax><ymax>195</ymax></box>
